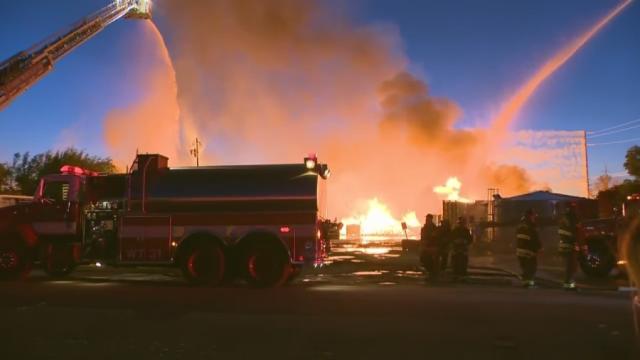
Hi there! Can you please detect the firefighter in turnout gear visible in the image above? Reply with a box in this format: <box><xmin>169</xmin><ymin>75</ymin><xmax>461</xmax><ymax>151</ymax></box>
<box><xmin>420</xmin><ymin>214</ymin><xmax>439</xmax><ymax>281</ymax></box>
<box><xmin>516</xmin><ymin>209</ymin><xmax>541</xmax><ymax>288</ymax></box>
<box><xmin>437</xmin><ymin>219</ymin><xmax>452</xmax><ymax>271</ymax></box>
<box><xmin>557</xmin><ymin>203</ymin><xmax>580</xmax><ymax>290</ymax></box>
<box><xmin>451</xmin><ymin>217</ymin><xmax>473</xmax><ymax>281</ymax></box>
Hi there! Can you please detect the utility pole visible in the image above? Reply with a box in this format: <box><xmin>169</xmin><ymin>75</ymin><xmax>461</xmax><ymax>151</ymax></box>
<box><xmin>583</xmin><ymin>130</ymin><xmax>591</xmax><ymax>198</ymax></box>
<box><xmin>190</xmin><ymin>137</ymin><xmax>202</xmax><ymax>167</ymax></box>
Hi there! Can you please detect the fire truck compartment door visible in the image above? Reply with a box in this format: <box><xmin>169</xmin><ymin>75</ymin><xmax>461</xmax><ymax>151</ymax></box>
<box><xmin>119</xmin><ymin>216</ymin><xmax>172</xmax><ymax>263</ymax></box>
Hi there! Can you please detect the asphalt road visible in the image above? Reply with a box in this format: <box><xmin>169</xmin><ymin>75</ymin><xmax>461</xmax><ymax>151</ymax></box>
<box><xmin>0</xmin><ymin>242</ymin><xmax>637</xmax><ymax>359</ymax></box>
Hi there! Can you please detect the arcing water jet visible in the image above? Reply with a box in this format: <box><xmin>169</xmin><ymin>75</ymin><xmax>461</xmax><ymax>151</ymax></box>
<box><xmin>491</xmin><ymin>0</ymin><xmax>633</xmax><ymax>133</ymax></box>
<box><xmin>103</xmin><ymin>21</ymin><xmax>191</xmax><ymax>168</ymax></box>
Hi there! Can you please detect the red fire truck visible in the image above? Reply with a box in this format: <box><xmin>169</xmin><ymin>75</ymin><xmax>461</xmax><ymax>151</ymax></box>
<box><xmin>0</xmin><ymin>153</ymin><xmax>330</xmax><ymax>287</ymax></box>
<box><xmin>580</xmin><ymin>194</ymin><xmax>640</xmax><ymax>277</ymax></box>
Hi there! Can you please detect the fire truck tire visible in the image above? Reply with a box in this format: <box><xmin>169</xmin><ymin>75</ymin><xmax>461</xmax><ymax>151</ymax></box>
<box><xmin>180</xmin><ymin>240</ymin><xmax>225</xmax><ymax>286</ymax></box>
<box><xmin>43</xmin><ymin>243</ymin><xmax>77</xmax><ymax>278</ymax></box>
<box><xmin>579</xmin><ymin>246</ymin><xmax>615</xmax><ymax>278</ymax></box>
<box><xmin>242</xmin><ymin>241</ymin><xmax>292</xmax><ymax>288</ymax></box>
<box><xmin>0</xmin><ymin>237</ymin><xmax>32</xmax><ymax>281</ymax></box>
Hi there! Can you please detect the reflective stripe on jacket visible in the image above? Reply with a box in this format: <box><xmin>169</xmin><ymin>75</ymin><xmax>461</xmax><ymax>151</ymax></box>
<box><xmin>557</xmin><ymin>213</ymin><xmax>579</xmax><ymax>253</ymax></box>
<box><xmin>516</xmin><ymin>248</ymin><xmax>536</xmax><ymax>258</ymax></box>
<box><xmin>557</xmin><ymin>229</ymin><xmax>573</xmax><ymax>237</ymax></box>
<box><xmin>516</xmin><ymin>219</ymin><xmax>540</xmax><ymax>254</ymax></box>
<box><xmin>558</xmin><ymin>241</ymin><xmax>578</xmax><ymax>253</ymax></box>
<box><xmin>516</xmin><ymin>233</ymin><xmax>531</xmax><ymax>241</ymax></box>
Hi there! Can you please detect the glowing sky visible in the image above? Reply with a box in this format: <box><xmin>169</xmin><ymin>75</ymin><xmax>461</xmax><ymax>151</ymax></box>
<box><xmin>0</xmin><ymin>0</ymin><xmax>638</xmax><ymax>182</ymax></box>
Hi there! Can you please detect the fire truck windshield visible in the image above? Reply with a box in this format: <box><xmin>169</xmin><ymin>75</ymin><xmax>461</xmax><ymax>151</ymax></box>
<box><xmin>41</xmin><ymin>180</ymin><xmax>70</xmax><ymax>203</ymax></box>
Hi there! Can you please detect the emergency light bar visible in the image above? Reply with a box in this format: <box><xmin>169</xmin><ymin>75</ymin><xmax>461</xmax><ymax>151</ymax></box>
<box><xmin>303</xmin><ymin>154</ymin><xmax>330</xmax><ymax>179</ymax></box>
<box><xmin>304</xmin><ymin>154</ymin><xmax>317</xmax><ymax>170</ymax></box>
<box><xmin>60</xmin><ymin>165</ymin><xmax>98</xmax><ymax>176</ymax></box>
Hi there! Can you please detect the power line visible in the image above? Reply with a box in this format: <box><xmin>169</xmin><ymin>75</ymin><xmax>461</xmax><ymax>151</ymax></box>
<box><xmin>588</xmin><ymin>123</ymin><xmax>640</xmax><ymax>138</ymax></box>
<box><xmin>588</xmin><ymin>117</ymin><xmax>640</xmax><ymax>135</ymax></box>
<box><xmin>608</xmin><ymin>171</ymin><xmax>630</xmax><ymax>177</ymax></box>
<box><xmin>589</xmin><ymin>171</ymin><xmax>630</xmax><ymax>178</ymax></box>
<box><xmin>588</xmin><ymin>136</ymin><xmax>640</xmax><ymax>146</ymax></box>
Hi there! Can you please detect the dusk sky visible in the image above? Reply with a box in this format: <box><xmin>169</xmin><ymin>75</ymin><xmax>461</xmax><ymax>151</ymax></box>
<box><xmin>0</xmin><ymin>0</ymin><xmax>638</xmax><ymax>182</ymax></box>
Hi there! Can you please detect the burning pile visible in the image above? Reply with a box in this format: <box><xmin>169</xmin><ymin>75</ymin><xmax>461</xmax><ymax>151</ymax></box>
<box><xmin>341</xmin><ymin>198</ymin><xmax>420</xmax><ymax>237</ymax></box>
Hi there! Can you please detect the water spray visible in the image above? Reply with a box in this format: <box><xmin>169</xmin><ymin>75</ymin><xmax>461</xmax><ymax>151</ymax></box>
<box><xmin>491</xmin><ymin>0</ymin><xmax>633</xmax><ymax>133</ymax></box>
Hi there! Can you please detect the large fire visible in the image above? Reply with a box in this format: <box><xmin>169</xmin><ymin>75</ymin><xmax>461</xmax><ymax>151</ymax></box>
<box><xmin>341</xmin><ymin>198</ymin><xmax>421</xmax><ymax>237</ymax></box>
<box><xmin>341</xmin><ymin>177</ymin><xmax>472</xmax><ymax>239</ymax></box>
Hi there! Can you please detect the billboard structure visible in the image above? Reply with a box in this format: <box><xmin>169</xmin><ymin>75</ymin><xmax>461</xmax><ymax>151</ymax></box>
<box><xmin>499</xmin><ymin>130</ymin><xmax>588</xmax><ymax>198</ymax></box>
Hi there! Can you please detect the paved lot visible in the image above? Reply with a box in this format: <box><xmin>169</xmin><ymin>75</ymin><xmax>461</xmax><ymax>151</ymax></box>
<box><xmin>0</xmin><ymin>241</ymin><xmax>637</xmax><ymax>359</ymax></box>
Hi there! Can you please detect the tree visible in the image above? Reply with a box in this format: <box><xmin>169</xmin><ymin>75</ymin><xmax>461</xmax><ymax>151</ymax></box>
<box><xmin>0</xmin><ymin>162</ymin><xmax>12</xmax><ymax>193</ymax></box>
<box><xmin>624</xmin><ymin>145</ymin><xmax>640</xmax><ymax>178</ymax></box>
<box><xmin>593</xmin><ymin>173</ymin><xmax>613</xmax><ymax>194</ymax></box>
<box><xmin>10</xmin><ymin>148</ymin><xmax>116</xmax><ymax>195</ymax></box>
<box><xmin>597</xmin><ymin>178</ymin><xmax>640</xmax><ymax>209</ymax></box>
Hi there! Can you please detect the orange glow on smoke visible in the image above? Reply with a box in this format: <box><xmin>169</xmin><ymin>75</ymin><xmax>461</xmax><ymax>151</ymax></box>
<box><xmin>491</xmin><ymin>0</ymin><xmax>632</xmax><ymax>133</ymax></box>
<box><xmin>342</xmin><ymin>198</ymin><xmax>421</xmax><ymax>236</ymax></box>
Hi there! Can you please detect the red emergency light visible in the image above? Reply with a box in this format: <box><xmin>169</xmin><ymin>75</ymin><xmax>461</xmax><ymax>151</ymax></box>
<box><xmin>60</xmin><ymin>165</ymin><xmax>98</xmax><ymax>176</ymax></box>
<box><xmin>304</xmin><ymin>154</ymin><xmax>317</xmax><ymax>170</ymax></box>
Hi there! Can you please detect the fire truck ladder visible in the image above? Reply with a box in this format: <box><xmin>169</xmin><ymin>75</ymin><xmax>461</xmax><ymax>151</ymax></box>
<box><xmin>0</xmin><ymin>0</ymin><xmax>152</xmax><ymax>111</ymax></box>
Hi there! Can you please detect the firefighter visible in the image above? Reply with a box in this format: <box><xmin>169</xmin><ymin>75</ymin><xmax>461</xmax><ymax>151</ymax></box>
<box><xmin>437</xmin><ymin>219</ymin><xmax>452</xmax><ymax>271</ymax></box>
<box><xmin>451</xmin><ymin>217</ymin><xmax>473</xmax><ymax>281</ymax></box>
<box><xmin>557</xmin><ymin>203</ymin><xmax>580</xmax><ymax>290</ymax></box>
<box><xmin>516</xmin><ymin>209</ymin><xmax>541</xmax><ymax>288</ymax></box>
<box><xmin>420</xmin><ymin>214</ymin><xmax>439</xmax><ymax>281</ymax></box>
<box><xmin>320</xmin><ymin>219</ymin><xmax>335</xmax><ymax>253</ymax></box>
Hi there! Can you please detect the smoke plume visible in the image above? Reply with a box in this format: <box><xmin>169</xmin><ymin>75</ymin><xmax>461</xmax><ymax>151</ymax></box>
<box><xmin>377</xmin><ymin>72</ymin><xmax>478</xmax><ymax>157</ymax></box>
<box><xmin>95</xmin><ymin>0</ymin><xmax>632</xmax><ymax>218</ymax></box>
<box><xmin>157</xmin><ymin>0</ymin><xmax>406</xmax><ymax>164</ymax></box>
<box><xmin>482</xmin><ymin>164</ymin><xmax>533</xmax><ymax>195</ymax></box>
<box><xmin>101</xmin><ymin>0</ymin><xmax>538</xmax><ymax>217</ymax></box>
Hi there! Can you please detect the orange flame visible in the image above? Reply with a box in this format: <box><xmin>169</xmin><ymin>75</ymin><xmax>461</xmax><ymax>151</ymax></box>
<box><xmin>342</xmin><ymin>198</ymin><xmax>421</xmax><ymax>236</ymax></box>
<box><xmin>491</xmin><ymin>0</ymin><xmax>632</xmax><ymax>133</ymax></box>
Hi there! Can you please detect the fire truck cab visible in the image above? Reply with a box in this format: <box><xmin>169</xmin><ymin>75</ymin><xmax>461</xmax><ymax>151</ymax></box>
<box><xmin>0</xmin><ymin>153</ymin><xmax>330</xmax><ymax>287</ymax></box>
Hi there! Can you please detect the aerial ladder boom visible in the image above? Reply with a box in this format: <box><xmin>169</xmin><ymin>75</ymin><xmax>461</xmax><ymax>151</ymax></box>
<box><xmin>0</xmin><ymin>0</ymin><xmax>152</xmax><ymax>111</ymax></box>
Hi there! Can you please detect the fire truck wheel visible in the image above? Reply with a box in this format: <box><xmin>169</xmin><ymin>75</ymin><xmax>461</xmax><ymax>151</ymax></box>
<box><xmin>43</xmin><ymin>243</ymin><xmax>77</xmax><ymax>278</ymax></box>
<box><xmin>0</xmin><ymin>239</ymin><xmax>32</xmax><ymax>281</ymax></box>
<box><xmin>579</xmin><ymin>247</ymin><xmax>615</xmax><ymax>277</ymax></box>
<box><xmin>180</xmin><ymin>240</ymin><xmax>225</xmax><ymax>286</ymax></box>
<box><xmin>243</xmin><ymin>242</ymin><xmax>291</xmax><ymax>288</ymax></box>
